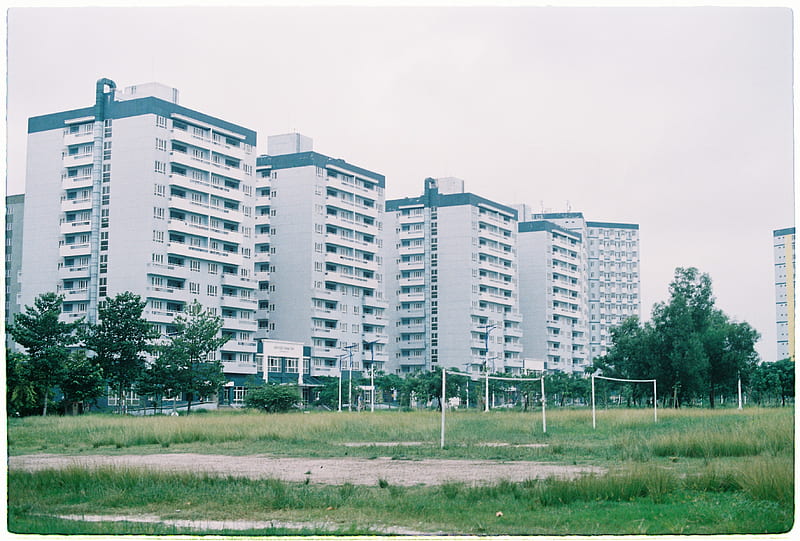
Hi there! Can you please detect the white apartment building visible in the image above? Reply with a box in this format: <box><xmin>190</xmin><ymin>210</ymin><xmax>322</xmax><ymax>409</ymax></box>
<box><xmin>521</xmin><ymin>211</ymin><xmax>640</xmax><ymax>361</ymax></box>
<box><xmin>773</xmin><ymin>227</ymin><xmax>795</xmax><ymax>361</ymax></box>
<box><xmin>385</xmin><ymin>178</ymin><xmax>523</xmax><ymax>375</ymax></box>
<box><xmin>254</xmin><ymin>134</ymin><xmax>388</xmax><ymax>377</ymax></box>
<box><xmin>20</xmin><ymin>79</ymin><xmax>260</xmax><ymax>381</ymax></box>
<box><xmin>5</xmin><ymin>194</ymin><xmax>25</xmax><ymax>349</ymax></box>
<box><xmin>517</xmin><ymin>220</ymin><xmax>589</xmax><ymax>374</ymax></box>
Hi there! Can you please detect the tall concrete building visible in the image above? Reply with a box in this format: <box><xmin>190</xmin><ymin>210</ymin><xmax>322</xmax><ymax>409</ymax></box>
<box><xmin>517</xmin><ymin>219</ymin><xmax>589</xmax><ymax>374</ymax></box>
<box><xmin>20</xmin><ymin>79</ymin><xmax>260</xmax><ymax>384</ymax></box>
<box><xmin>254</xmin><ymin>134</ymin><xmax>388</xmax><ymax>377</ymax></box>
<box><xmin>385</xmin><ymin>178</ymin><xmax>523</xmax><ymax>375</ymax></box>
<box><xmin>773</xmin><ymin>227</ymin><xmax>795</xmax><ymax>361</ymax></box>
<box><xmin>5</xmin><ymin>194</ymin><xmax>25</xmax><ymax>348</ymax></box>
<box><xmin>519</xmin><ymin>211</ymin><xmax>640</xmax><ymax>361</ymax></box>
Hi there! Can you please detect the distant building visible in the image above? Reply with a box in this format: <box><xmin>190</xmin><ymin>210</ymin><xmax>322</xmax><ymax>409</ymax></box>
<box><xmin>773</xmin><ymin>227</ymin><xmax>795</xmax><ymax>361</ymax></box>
<box><xmin>20</xmin><ymin>78</ymin><xmax>260</xmax><ymax>394</ymax></box>
<box><xmin>519</xmin><ymin>211</ymin><xmax>640</xmax><ymax>361</ymax></box>
<box><xmin>5</xmin><ymin>194</ymin><xmax>25</xmax><ymax>349</ymax></box>
<box><xmin>517</xmin><ymin>219</ymin><xmax>589</xmax><ymax>374</ymax></box>
<box><xmin>254</xmin><ymin>134</ymin><xmax>388</xmax><ymax>378</ymax></box>
<box><xmin>385</xmin><ymin>178</ymin><xmax>523</xmax><ymax>375</ymax></box>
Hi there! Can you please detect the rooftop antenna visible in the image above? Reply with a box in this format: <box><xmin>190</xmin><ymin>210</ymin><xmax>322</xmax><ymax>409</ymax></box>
<box><xmin>540</xmin><ymin>200</ymin><xmax>545</xmax><ymax>215</ymax></box>
<box><xmin>566</xmin><ymin>200</ymin><xmax>572</xmax><ymax>212</ymax></box>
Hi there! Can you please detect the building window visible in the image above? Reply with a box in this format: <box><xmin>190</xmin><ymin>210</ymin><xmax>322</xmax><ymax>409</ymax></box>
<box><xmin>268</xmin><ymin>357</ymin><xmax>281</xmax><ymax>373</ymax></box>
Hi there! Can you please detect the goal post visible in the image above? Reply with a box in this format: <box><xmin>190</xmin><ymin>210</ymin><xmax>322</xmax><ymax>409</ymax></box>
<box><xmin>440</xmin><ymin>370</ymin><xmax>546</xmax><ymax>448</ymax></box>
<box><xmin>591</xmin><ymin>374</ymin><xmax>657</xmax><ymax>429</ymax></box>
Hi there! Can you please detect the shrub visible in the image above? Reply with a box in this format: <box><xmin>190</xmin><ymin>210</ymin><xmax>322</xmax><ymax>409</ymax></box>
<box><xmin>244</xmin><ymin>384</ymin><xmax>300</xmax><ymax>413</ymax></box>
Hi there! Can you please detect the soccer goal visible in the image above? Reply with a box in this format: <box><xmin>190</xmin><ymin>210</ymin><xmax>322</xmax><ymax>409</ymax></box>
<box><xmin>591</xmin><ymin>374</ymin><xmax>657</xmax><ymax>429</ymax></box>
<box><xmin>439</xmin><ymin>370</ymin><xmax>547</xmax><ymax>448</ymax></box>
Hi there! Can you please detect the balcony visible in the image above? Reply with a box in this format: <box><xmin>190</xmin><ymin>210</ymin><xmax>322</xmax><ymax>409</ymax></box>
<box><xmin>63</xmin><ymin>129</ymin><xmax>94</xmax><ymax>145</ymax></box>
<box><xmin>398</xmin><ymin>291</ymin><xmax>425</xmax><ymax>303</ymax></box>
<box><xmin>361</xmin><ymin>312</ymin><xmax>386</xmax><ymax>326</ymax></box>
<box><xmin>60</xmin><ymin>220</ymin><xmax>91</xmax><ymax>235</ymax></box>
<box><xmin>63</xmin><ymin>152</ymin><xmax>93</xmax><ymax>167</ymax></box>
<box><xmin>61</xmin><ymin>197</ymin><xmax>92</xmax><ymax>211</ymax></box>
<box><xmin>62</xmin><ymin>174</ymin><xmax>93</xmax><ymax>189</ymax></box>
<box><xmin>59</xmin><ymin>243</ymin><xmax>91</xmax><ymax>257</ymax></box>
<box><xmin>221</xmin><ymin>317</ymin><xmax>258</xmax><ymax>329</ymax></box>
<box><xmin>324</xmin><ymin>271</ymin><xmax>375</xmax><ymax>289</ymax></box>
<box><xmin>221</xmin><ymin>340</ymin><xmax>258</xmax><ymax>353</ymax></box>
<box><xmin>398</xmin><ymin>260</ymin><xmax>425</xmax><ymax>272</ymax></box>
<box><xmin>220</xmin><ymin>272</ymin><xmax>255</xmax><ymax>288</ymax></box>
<box><xmin>399</xmin><ymin>340</ymin><xmax>427</xmax><ymax>350</ymax></box>
<box><xmin>62</xmin><ymin>288</ymin><xmax>89</xmax><ymax>302</ymax></box>
<box><xmin>58</xmin><ymin>265</ymin><xmax>90</xmax><ymax>279</ymax></box>
<box><xmin>146</xmin><ymin>261</ymin><xmax>189</xmax><ymax>279</ymax></box>
<box><xmin>398</xmin><ymin>244</ymin><xmax>425</xmax><ymax>257</ymax></box>
<box><xmin>220</xmin><ymin>295</ymin><xmax>257</xmax><ymax>310</ymax></box>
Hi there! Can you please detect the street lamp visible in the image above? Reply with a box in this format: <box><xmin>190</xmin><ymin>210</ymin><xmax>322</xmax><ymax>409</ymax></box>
<box><xmin>337</xmin><ymin>353</ymin><xmax>346</xmax><ymax>412</ymax></box>
<box><xmin>342</xmin><ymin>344</ymin><xmax>356</xmax><ymax>412</ymax></box>
<box><xmin>482</xmin><ymin>324</ymin><xmax>497</xmax><ymax>412</ymax></box>
<box><xmin>364</xmin><ymin>340</ymin><xmax>378</xmax><ymax>413</ymax></box>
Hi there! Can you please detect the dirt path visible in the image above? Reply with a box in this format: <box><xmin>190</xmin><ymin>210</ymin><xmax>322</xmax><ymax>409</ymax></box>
<box><xmin>9</xmin><ymin>453</ymin><xmax>603</xmax><ymax>486</ymax></box>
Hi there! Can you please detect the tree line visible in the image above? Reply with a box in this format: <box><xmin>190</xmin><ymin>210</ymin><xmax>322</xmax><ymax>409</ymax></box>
<box><xmin>7</xmin><ymin>292</ymin><xmax>227</xmax><ymax>416</ymax></box>
<box><xmin>7</xmin><ymin>267</ymin><xmax>793</xmax><ymax>416</ymax></box>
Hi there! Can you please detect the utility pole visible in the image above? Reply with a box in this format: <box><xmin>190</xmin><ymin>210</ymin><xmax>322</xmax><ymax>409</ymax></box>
<box><xmin>483</xmin><ymin>323</ymin><xmax>496</xmax><ymax>412</ymax></box>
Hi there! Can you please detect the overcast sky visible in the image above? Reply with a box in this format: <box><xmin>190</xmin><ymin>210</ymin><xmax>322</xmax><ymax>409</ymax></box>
<box><xmin>5</xmin><ymin>6</ymin><xmax>795</xmax><ymax>361</ymax></box>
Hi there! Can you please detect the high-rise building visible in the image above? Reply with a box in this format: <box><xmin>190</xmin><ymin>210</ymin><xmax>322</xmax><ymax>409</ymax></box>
<box><xmin>773</xmin><ymin>227</ymin><xmax>795</xmax><ymax>361</ymax></box>
<box><xmin>385</xmin><ymin>178</ymin><xmax>523</xmax><ymax>375</ymax></box>
<box><xmin>5</xmin><ymin>194</ymin><xmax>25</xmax><ymax>348</ymax></box>
<box><xmin>20</xmin><ymin>79</ymin><xmax>260</xmax><ymax>382</ymax></box>
<box><xmin>254</xmin><ymin>134</ymin><xmax>388</xmax><ymax>378</ymax></box>
<box><xmin>520</xmin><ymin>211</ymin><xmax>640</xmax><ymax>361</ymax></box>
<box><xmin>517</xmin><ymin>219</ymin><xmax>589</xmax><ymax>374</ymax></box>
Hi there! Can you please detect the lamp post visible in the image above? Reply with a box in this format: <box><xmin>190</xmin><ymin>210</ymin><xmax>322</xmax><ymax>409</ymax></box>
<box><xmin>337</xmin><ymin>353</ymin><xmax>346</xmax><ymax>412</ymax></box>
<box><xmin>364</xmin><ymin>340</ymin><xmax>378</xmax><ymax>413</ymax></box>
<box><xmin>342</xmin><ymin>344</ymin><xmax>356</xmax><ymax>412</ymax></box>
<box><xmin>482</xmin><ymin>324</ymin><xmax>497</xmax><ymax>412</ymax></box>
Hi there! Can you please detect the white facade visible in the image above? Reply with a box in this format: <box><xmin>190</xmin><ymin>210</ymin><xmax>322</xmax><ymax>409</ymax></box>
<box><xmin>524</xmin><ymin>212</ymin><xmax>640</xmax><ymax>361</ymax></box>
<box><xmin>517</xmin><ymin>220</ymin><xmax>589</xmax><ymax>374</ymax></box>
<box><xmin>385</xmin><ymin>178</ymin><xmax>523</xmax><ymax>375</ymax></box>
<box><xmin>254</xmin><ymin>134</ymin><xmax>388</xmax><ymax>378</ymax></box>
<box><xmin>20</xmin><ymin>79</ymin><xmax>259</xmax><ymax>376</ymax></box>
<box><xmin>773</xmin><ymin>227</ymin><xmax>795</xmax><ymax>361</ymax></box>
<box><xmin>5</xmin><ymin>194</ymin><xmax>25</xmax><ymax>349</ymax></box>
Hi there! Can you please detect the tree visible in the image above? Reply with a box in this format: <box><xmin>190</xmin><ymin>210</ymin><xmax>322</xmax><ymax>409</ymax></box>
<box><xmin>244</xmin><ymin>384</ymin><xmax>300</xmax><ymax>412</ymax></box>
<box><xmin>6</xmin><ymin>350</ymin><xmax>39</xmax><ymax>416</ymax></box>
<box><xmin>600</xmin><ymin>268</ymin><xmax>760</xmax><ymax>408</ymax></box>
<box><xmin>7</xmin><ymin>292</ymin><xmax>81</xmax><ymax>415</ymax></box>
<box><xmin>135</xmin><ymin>354</ymin><xmax>182</xmax><ymax>414</ymax></box>
<box><xmin>59</xmin><ymin>350</ymin><xmax>105</xmax><ymax>415</ymax></box>
<box><xmin>83</xmin><ymin>292</ymin><xmax>159</xmax><ymax>413</ymax></box>
<box><xmin>160</xmin><ymin>300</ymin><xmax>229</xmax><ymax>414</ymax></box>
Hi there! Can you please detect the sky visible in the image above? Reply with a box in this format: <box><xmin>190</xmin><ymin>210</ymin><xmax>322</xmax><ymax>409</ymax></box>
<box><xmin>5</xmin><ymin>5</ymin><xmax>795</xmax><ymax>361</ymax></box>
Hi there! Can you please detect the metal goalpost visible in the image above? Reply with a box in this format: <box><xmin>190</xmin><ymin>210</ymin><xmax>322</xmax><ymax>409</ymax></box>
<box><xmin>591</xmin><ymin>374</ymin><xmax>657</xmax><ymax>429</ymax></box>
<box><xmin>440</xmin><ymin>370</ymin><xmax>547</xmax><ymax>448</ymax></box>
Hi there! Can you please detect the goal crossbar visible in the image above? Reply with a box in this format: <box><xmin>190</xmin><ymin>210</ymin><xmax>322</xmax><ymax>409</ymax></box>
<box><xmin>441</xmin><ymin>370</ymin><xmax>547</xmax><ymax>448</ymax></box>
<box><xmin>591</xmin><ymin>374</ymin><xmax>657</xmax><ymax>429</ymax></box>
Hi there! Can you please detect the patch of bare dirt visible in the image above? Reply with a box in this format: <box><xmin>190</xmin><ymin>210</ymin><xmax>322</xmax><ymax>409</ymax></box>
<box><xmin>52</xmin><ymin>513</ymin><xmax>438</xmax><ymax>535</ymax></box>
<box><xmin>9</xmin><ymin>453</ymin><xmax>603</xmax><ymax>486</ymax></box>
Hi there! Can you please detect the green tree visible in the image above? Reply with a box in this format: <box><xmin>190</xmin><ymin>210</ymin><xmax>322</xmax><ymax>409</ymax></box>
<box><xmin>374</xmin><ymin>372</ymin><xmax>405</xmax><ymax>406</ymax></box>
<box><xmin>59</xmin><ymin>350</ymin><xmax>105</xmax><ymax>415</ymax></box>
<box><xmin>83</xmin><ymin>292</ymin><xmax>159</xmax><ymax>413</ymax></box>
<box><xmin>135</xmin><ymin>354</ymin><xmax>181</xmax><ymax>414</ymax></box>
<box><xmin>6</xmin><ymin>350</ymin><xmax>39</xmax><ymax>416</ymax></box>
<box><xmin>160</xmin><ymin>300</ymin><xmax>228</xmax><ymax>414</ymax></box>
<box><xmin>8</xmin><ymin>292</ymin><xmax>81</xmax><ymax>415</ymax></box>
<box><xmin>244</xmin><ymin>384</ymin><xmax>300</xmax><ymax>412</ymax></box>
<box><xmin>600</xmin><ymin>268</ymin><xmax>760</xmax><ymax>408</ymax></box>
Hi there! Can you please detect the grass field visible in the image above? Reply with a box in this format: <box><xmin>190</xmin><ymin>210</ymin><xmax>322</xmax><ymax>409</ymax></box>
<box><xmin>6</xmin><ymin>406</ymin><xmax>795</xmax><ymax>535</ymax></box>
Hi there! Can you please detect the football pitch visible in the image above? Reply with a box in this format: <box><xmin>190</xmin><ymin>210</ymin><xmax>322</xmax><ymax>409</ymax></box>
<box><xmin>6</xmin><ymin>406</ymin><xmax>794</xmax><ymax>536</ymax></box>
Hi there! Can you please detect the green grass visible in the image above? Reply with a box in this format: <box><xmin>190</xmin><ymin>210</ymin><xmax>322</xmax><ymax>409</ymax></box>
<box><xmin>7</xmin><ymin>407</ymin><xmax>793</xmax><ymax>463</ymax></box>
<box><xmin>6</xmin><ymin>407</ymin><xmax>794</xmax><ymax>535</ymax></box>
<box><xmin>8</xmin><ymin>464</ymin><xmax>793</xmax><ymax>535</ymax></box>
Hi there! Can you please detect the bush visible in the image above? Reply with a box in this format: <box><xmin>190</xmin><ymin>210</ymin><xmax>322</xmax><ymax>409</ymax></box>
<box><xmin>244</xmin><ymin>384</ymin><xmax>300</xmax><ymax>413</ymax></box>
